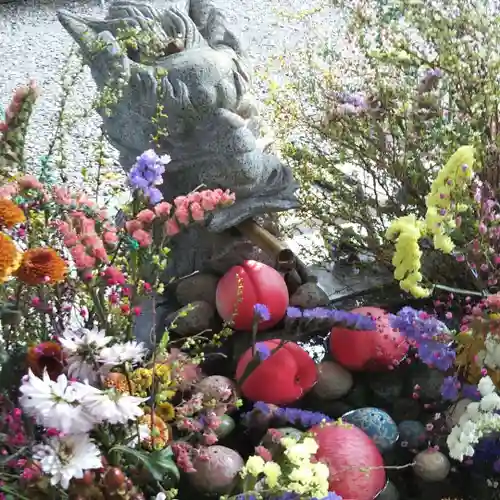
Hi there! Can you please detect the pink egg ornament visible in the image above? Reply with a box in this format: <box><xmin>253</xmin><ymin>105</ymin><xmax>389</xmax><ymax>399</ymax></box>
<box><xmin>329</xmin><ymin>306</ymin><xmax>408</xmax><ymax>371</ymax></box>
<box><xmin>215</xmin><ymin>260</ymin><xmax>289</xmax><ymax>330</ymax></box>
<box><xmin>311</xmin><ymin>422</ymin><xmax>386</xmax><ymax>500</ymax></box>
<box><xmin>235</xmin><ymin>339</ymin><xmax>317</xmax><ymax>405</ymax></box>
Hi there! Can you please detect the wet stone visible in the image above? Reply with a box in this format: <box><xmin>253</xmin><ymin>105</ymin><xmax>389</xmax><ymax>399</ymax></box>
<box><xmin>414</xmin><ymin>449</ymin><xmax>451</xmax><ymax>482</ymax></box>
<box><xmin>369</xmin><ymin>373</ymin><xmax>403</xmax><ymax>402</ymax></box>
<box><xmin>376</xmin><ymin>480</ymin><xmax>400</xmax><ymax>500</ymax></box>
<box><xmin>312</xmin><ymin>361</ymin><xmax>353</xmax><ymax>400</ymax></box>
<box><xmin>166</xmin><ymin>301</ymin><xmax>215</xmax><ymax>336</ymax></box>
<box><xmin>175</xmin><ymin>273</ymin><xmax>220</xmax><ymax>307</ymax></box>
<box><xmin>392</xmin><ymin>398</ymin><xmax>421</xmax><ymax>423</ymax></box>
<box><xmin>289</xmin><ymin>282</ymin><xmax>330</xmax><ymax>308</ymax></box>
<box><xmin>411</xmin><ymin>366</ymin><xmax>445</xmax><ymax>401</ymax></box>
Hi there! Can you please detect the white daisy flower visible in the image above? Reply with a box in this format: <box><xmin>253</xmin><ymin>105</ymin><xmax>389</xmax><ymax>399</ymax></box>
<box><xmin>77</xmin><ymin>382</ymin><xmax>147</xmax><ymax>424</ymax></box>
<box><xmin>19</xmin><ymin>370</ymin><xmax>95</xmax><ymax>434</ymax></box>
<box><xmin>33</xmin><ymin>433</ymin><xmax>102</xmax><ymax>489</ymax></box>
<box><xmin>59</xmin><ymin>327</ymin><xmax>112</xmax><ymax>383</ymax></box>
<box><xmin>98</xmin><ymin>340</ymin><xmax>147</xmax><ymax>367</ymax></box>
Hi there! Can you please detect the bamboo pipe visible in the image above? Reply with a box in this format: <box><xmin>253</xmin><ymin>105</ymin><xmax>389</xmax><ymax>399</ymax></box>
<box><xmin>236</xmin><ymin>219</ymin><xmax>313</xmax><ymax>284</ymax></box>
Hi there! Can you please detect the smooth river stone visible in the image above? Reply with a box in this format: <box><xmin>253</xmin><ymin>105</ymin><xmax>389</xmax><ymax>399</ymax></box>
<box><xmin>312</xmin><ymin>361</ymin><xmax>353</xmax><ymax>400</ymax></box>
<box><xmin>189</xmin><ymin>445</ymin><xmax>243</xmax><ymax>494</ymax></box>
<box><xmin>414</xmin><ymin>449</ymin><xmax>451</xmax><ymax>482</ymax></box>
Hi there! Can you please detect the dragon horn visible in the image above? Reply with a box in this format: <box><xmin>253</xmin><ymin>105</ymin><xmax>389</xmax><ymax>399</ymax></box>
<box><xmin>57</xmin><ymin>9</ymin><xmax>133</xmax><ymax>88</ymax></box>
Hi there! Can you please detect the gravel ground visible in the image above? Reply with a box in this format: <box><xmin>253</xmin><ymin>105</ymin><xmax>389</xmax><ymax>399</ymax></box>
<box><xmin>0</xmin><ymin>0</ymin><xmax>341</xmax><ymax>179</ymax></box>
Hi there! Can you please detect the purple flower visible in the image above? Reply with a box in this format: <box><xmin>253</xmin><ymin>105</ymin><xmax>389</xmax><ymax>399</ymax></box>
<box><xmin>253</xmin><ymin>401</ymin><xmax>271</xmax><ymax>414</ymax></box>
<box><xmin>287</xmin><ymin>307</ymin><xmax>376</xmax><ymax>330</ymax></box>
<box><xmin>129</xmin><ymin>149</ymin><xmax>166</xmax><ymax>203</ymax></box>
<box><xmin>273</xmin><ymin>406</ymin><xmax>332</xmax><ymax>427</ymax></box>
<box><xmin>256</xmin><ymin>342</ymin><xmax>271</xmax><ymax>361</ymax></box>
<box><xmin>462</xmin><ymin>383</ymin><xmax>481</xmax><ymax>401</ymax></box>
<box><xmin>441</xmin><ymin>375</ymin><xmax>460</xmax><ymax>401</ymax></box>
<box><xmin>254</xmin><ymin>303</ymin><xmax>271</xmax><ymax>322</ymax></box>
<box><xmin>390</xmin><ymin>307</ymin><xmax>455</xmax><ymax>371</ymax></box>
<box><xmin>286</xmin><ymin>306</ymin><xmax>303</xmax><ymax>318</ymax></box>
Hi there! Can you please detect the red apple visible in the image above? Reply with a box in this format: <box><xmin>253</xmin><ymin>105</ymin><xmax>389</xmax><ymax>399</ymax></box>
<box><xmin>311</xmin><ymin>422</ymin><xmax>386</xmax><ymax>500</ymax></box>
<box><xmin>329</xmin><ymin>306</ymin><xmax>408</xmax><ymax>371</ymax></box>
<box><xmin>215</xmin><ymin>260</ymin><xmax>289</xmax><ymax>330</ymax></box>
<box><xmin>236</xmin><ymin>340</ymin><xmax>317</xmax><ymax>404</ymax></box>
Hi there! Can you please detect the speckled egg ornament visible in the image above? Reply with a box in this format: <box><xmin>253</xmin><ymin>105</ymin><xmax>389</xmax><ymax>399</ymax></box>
<box><xmin>215</xmin><ymin>260</ymin><xmax>289</xmax><ymax>330</ymax></box>
<box><xmin>330</xmin><ymin>306</ymin><xmax>409</xmax><ymax>371</ymax></box>
<box><xmin>311</xmin><ymin>421</ymin><xmax>386</xmax><ymax>500</ymax></box>
<box><xmin>342</xmin><ymin>407</ymin><xmax>399</xmax><ymax>452</ymax></box>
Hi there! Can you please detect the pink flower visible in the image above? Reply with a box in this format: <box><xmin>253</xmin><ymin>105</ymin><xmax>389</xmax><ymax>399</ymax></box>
<box><xmin>174</xmin><ymin>196</ymin><xmax>189</xmax><ymax>208</ymax></box>
<box><xmin>63</xmin><ymin>232</ymin><xmax>79</xmax><ymax>247</ymax></box>
<box><xmin>103</xmin><ymin>231</ymin><xmax>119</xmax><ymax>245</ymax></box>
<box><xmin>132</xmin><ymin>229</ymin><xmax>153</xmax><ymax>247</ymax></box>
<box><xmin>190</xmin><ymin>202</ymin><xmax>205</xmax><ymax>222</ymax></box>
<box><xmin>136</xmin><ymin>209</ymin><xmax>156</xmax><ymax>224</ymax></box>
<box><xmin>97</xmin><ymin>209</ymin><xmax>108</xmax><ymax>221</ymax></box>
<box><xmin>92</xmin><ymin>246</ymin><xmax>109</xmax><ymax>262</ymax></box>
<box><xmin>18</xmin><ymin>175</ymin><xmax>42</xmax><ymax>190</ymax></box>
<box><xmin>220</xmin><ymin>189</ymin><xmax>236</xmax><ymax>206</ymax></box>
<box><xmin>175</xmin><ymin>206</ymin><xmax>190</xmax><ymax>225</ymax></box>
<box><xmin>56</xmin><ymin>221</ymin><xmax>71</xmax><ymax>236</ymax></box>
<box><xmin>70</xmin><ymin>245</ymin><xmax>95</xmax><ymax>269</ymax></box>
<box><xmin>81</xmin><ymin>233</ymin><xmax>100</xmax><ymax>249</ymax></box>
<box><xmin>164</xmin><ymin>218</ymin><xmax>181</xmax><ymax>236</ymax></box>
<box><xmin>125</xmin><ymin>220</ymin><xmax>143</xmax><ymax>235</ymax></box>
<box><xmin>155</xmin><ymin>201</ymin><xmax>173</xmax><ymax>218</ymax></box>
<box><xmin>188</xmin><ymin>192</ymin><xmax>202</xmax><ymax>204</ymax></box>
<box><xmin>103</xmin><ymin>266</ymin><xmax>126</xmax><ymax>286</ymax></box>
<box><xmin>200</xmin><ymin>191</ymin><xmax>217</xmax><ymax>211</ymax></box>
<box><xmin>52</xmin><ymin>187</ymin><xmax>71</xmax><ymax>205</ymax></box>
<box><xmin>0</xmin><ymin>183</ymin><xmax>18</xmax><ymax>198</ymax></box>
<box><xmin>80</xmin><ymin>217</ymin><xmax>95</xmax><ymax>234</ymax></box>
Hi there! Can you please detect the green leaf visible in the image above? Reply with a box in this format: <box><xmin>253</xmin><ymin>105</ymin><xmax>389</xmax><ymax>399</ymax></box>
<box><xmin>109</xmin><ymin>445</ymin><xmax>179</xmax><ymax>484</ymax></box>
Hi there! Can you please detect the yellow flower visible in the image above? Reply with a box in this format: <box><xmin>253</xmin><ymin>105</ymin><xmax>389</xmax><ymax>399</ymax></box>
<box><xmin>154</xmin><ymin>364</ymin><xmax>172</xmax><ymax>384</ymax></box>
<box><xmin>263</xmin><ymin>461</ymin><xmax>281</xmax><ymax>488</ymax></box>
<box><xmin>156</xmin><ymin>401</ymin><xmax>175</xmax><ymax>422</ymax></box>
<box><xmin>245</xmin><ymin>455</ymin><xmax>265</xmax><ymax>476</ymax></box>
<box><xmin>301</xmin><ymin>437</ymin><xmax>319</xmax><ymax>455</ymax></box>
<box><xmin>131</xmin><ymin>368</ymin><xmax>153</xmax><ymax>395</ymax></box>
<box><xmin>386</xmin><ymin>215</ymin><xmax>429</xmax><ymax>298</ymax></box>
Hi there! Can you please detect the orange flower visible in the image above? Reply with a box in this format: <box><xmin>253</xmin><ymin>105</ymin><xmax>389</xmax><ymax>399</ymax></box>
<box><xmin>103</xmin><ymin>372</ymin><xmax>131</xmax><ymax>394</ymax></box>
<box><xmin>0</xmin><ymin>233</ymin><xmax>22</xmax><ymax>282</ymax></box>
<box><xmin>27</xmin><ymin>341</ymin><xmax>65</xmax><ymax>380</ymax></box>
<box><xmin>139</xmin><ymin>413</ymin><xmax>170</xmax><ymax>450</ymax></box>
<box><xmin>16</xmin><ymin>248</ymin><xmax>67</xmax><ymax>286</ymax></box>
<box><xmin>0</xmin><ymin>199</ymin><xmax>25</xmax><ymax>228</ymax></box>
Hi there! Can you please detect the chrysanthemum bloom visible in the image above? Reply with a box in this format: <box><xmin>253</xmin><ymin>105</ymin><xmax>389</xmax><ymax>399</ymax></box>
<box><xmin>0</xmin><ymin>233</ymin><xmax>22</xmax><ymax>282</ymax></box>
<box><xmin>0</xmin><ymin>199</ymin><xmax>25</xmax><ymax>228</ymax></box>
<box><xmin>27</xmin><ymin>341</ymin><xmax>65</xmax><ymax>380</ymax></box>
<box><xmin>103</xmin><ymin>372</ymin><xmax>131</xmax><ymax>394</ymax></box>
<box><xmin>16</xmin><ymin>248</ymin><xmax>67</xmax><ymax>285</ymax></box>
<box><xmin>156</xmin><ymin>401</ymin><xmax>175</xmax><ymax>422</ymax></box>
<box><xmin>139</xmin><ymin>412</ymin><xmax>170</xmax><ymax>450</ymax></box>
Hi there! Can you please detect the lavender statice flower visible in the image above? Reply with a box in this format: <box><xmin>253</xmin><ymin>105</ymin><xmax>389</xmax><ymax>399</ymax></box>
<box><xmin>254</xmin><ymin>303</ymin><xmax>271</xmax><ymax>322</ymax></box>
<box><xmin>286</xmin><ymin>307</ymin><xmax>376</xmax><ymax>331</ymax></box>
<box><xmin>462</xmin><ymin>383</ymin><xmax>481</xmax><ymax>401</ymax></box>
<box><xmin>244</xmin><ymin>402</ymin><xmax>332</xmax><ymax>427</ymax></box>
<box><xmin>390</xmin><ymin>307</ymin><xmax>456</xmax><ymax>371</ymax></box>
<box><xmin>255</xmin><ymin>342</ymin><xmax>271</xmax><ymax>361</ymax></box>
<box><xmin>128</xmin><ymin>149</ymin><xmax>169</xmax><ymax>204</ymax></box>
<box><xmin>441</xmin><ymin>375</ymin><xmax>460</xmax><ymax>401</ymax></box>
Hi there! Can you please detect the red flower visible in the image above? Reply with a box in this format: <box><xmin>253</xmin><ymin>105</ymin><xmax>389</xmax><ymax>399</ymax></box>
<box><xmin>27</xmin><ymin>341</ymin><xmax>64</xmax><ymax>380</ymax></box>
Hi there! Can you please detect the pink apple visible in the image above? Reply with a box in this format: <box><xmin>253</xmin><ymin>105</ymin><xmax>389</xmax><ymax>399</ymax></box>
<box><xmin>330</xmin><ymin>306</ymin><xmax>408</xmax><ymax>371</ymax></box>
<box><xmin>216</xmin><ymin>260</ymin><xmax>289</xmax><ymax>331</ymax></box>
<box><xmin>235</xmin><ymin>339</ymin><xmax>317</xmax><ymax>404</ymax></box>
<box><xmin>311</xmin><ymin>422</ymin><xmax>386</xmax><ymax>500</ymax></box>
